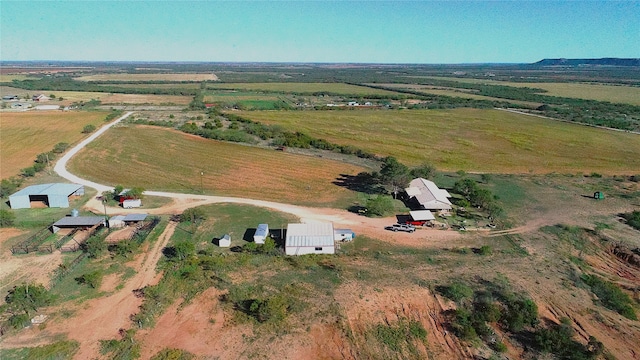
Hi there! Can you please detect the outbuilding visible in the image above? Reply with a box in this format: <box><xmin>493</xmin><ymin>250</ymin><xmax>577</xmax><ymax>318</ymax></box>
<box><xmin>285</xmin><ymin>222</ymin><xmax>335</xmax><ymax>256</ymax></box>
<box><xmin>108</xmin><ymin>215</ymin><xmax>126</xmax><ymax>228</ymax></box>
<box><xmin>219</xmin><ymin>234</ymin><xmax>231</xmax><ymax>248</ymax></box>
<box><xmin>9</xmin><ymin>183</ymin><xmax>84</xmax><ymax>209</ymax></box>
<box><xmin>408</xmin><ymin>210</ymin><xmax>435</xmax><ymax>225</ymax></box>
<box><xmin>334</xmin><ymin>228</ymin><xmax>355</xmax><ymax>242</ymax></box>
<box><xmin>52</xmin><ymin>216</ymin><xmax>105</xmax><ymax>234</ymax></box>
<box><xmin>254</xmin><ymin>223</ymin><xmax>269</xmax><ymax>244</ymax></box>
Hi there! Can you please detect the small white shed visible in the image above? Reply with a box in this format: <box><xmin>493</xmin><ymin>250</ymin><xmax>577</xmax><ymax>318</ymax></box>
<box><xmin>334</xmin><ymin>229</ymin><xmax>355</xmax><ymax>242</ymax></box>
<box><xmin>219</xmin><ymin>234</ymin><xmax>231</xmax><ymax>248</ymax></box>
<box><xmin>254</xmin><ymin>224</ymin><xmax>269</xmax><ymax>244</ymax></box>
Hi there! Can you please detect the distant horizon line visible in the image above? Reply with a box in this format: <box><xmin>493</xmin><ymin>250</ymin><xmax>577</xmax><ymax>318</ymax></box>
<box><xmin>1</xmin><ymin>58</ymin><xmax>638</xmax><ymax>67</ymax></box>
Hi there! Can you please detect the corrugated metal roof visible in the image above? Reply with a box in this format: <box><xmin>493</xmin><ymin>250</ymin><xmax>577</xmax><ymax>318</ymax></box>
<box><xmin>109</xmin><ymin>215</ymin><xmax>126</xmax><ymax>221</ymax></box>
<box><xmin>10</xmin><ymin>183</ymin><xmax>83</xmax><ymax>197</ymax></box>
<box><xmin>405</xmin><ymin>178</ymin><xmax>452</xmax><ymax>210</ymax></box>
<box><xmin>410</xmin><ymin>210</ymin><xmax>435</xmax><ymax>221</ymax></box>
<box><xmin>123</xmin><ymin>213</ymin><xmax>148</xmax><ymax>222</ymax></box>
<box><xmin>53</xmin><ymin>216</ymin><xmax>104</xmax><ymax>227</ymax></box>
<box><xmin>255</xmin><ymin>223</ymin><xmax>269</xmax><ymax>237</ymax></box>
<box><xmin>286</xmin><ymin>222</ymin><xmax>334</xmax><ymax>247</ymax></box>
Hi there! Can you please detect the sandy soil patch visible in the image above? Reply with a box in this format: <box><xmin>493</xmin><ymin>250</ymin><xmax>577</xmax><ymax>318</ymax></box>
<box><xmin>0</xmin><ymin>221</ymin><xmax>176</xmax><ymax>359</ymax></box>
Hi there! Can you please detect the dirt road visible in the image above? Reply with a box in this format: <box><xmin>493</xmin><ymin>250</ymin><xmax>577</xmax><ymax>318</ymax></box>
<box><xmin>0</xmin><ymin>221</ymin><xmax>177</xmax><ymax>359</ymax></box>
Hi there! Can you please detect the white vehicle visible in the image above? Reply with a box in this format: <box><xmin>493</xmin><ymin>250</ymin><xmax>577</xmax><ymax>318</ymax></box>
<box><xmin>122</xmin><ymin>199</ymin><xmax>142</xmax><ymax>209</ymax></box>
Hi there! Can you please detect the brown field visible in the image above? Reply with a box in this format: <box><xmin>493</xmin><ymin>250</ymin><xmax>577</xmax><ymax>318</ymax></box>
<box><xmin>0</xmin><ymin>111</ymin><xmax>107</xmax><ymax>178</ymax></box>
<box><xmin>239</xmin><ymin>108</ymin><xmax>640</xmax><ymax>174</ymax></box>
<box><xmin>74</xmin><ymin>73</ymin><xmax>218</xmax><ymax>82</ymax></box>
<box><xmin>68</xmin><ymin>126</ymin><xmax>367</xmax><ymax>207</ymax></box>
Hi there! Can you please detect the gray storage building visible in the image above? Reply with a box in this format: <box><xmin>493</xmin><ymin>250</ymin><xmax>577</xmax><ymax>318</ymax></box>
<box><xmin>9</xmin><ymin>183</ymin><xmax>84</xmax><ymax>209</ymax></box>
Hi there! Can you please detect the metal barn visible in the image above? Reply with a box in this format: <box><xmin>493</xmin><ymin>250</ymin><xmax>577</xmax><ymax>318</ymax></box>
<box><xmin>254</xmin><ymin>223</ymin><xmax>269</xmax><ymax>244</ymax></box>
<box><xmin>9</xmin><ymin>183</ymin><xmax>84</xmax><ymax>209</ymax></box>
<box><xmin>285</xmin><ymin>222</ymin><xmax>335</xmax><ymax>256</ymax></box>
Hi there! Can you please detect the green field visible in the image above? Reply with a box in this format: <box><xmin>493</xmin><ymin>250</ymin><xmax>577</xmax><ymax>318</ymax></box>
<box><xmin>206</xmin><ymin>82</ymin><xmax>402</xmax><ymax>95</ymax></box>
<box><xmin>413</xmin><ymin>76</ymin><xmax>640</xmax><ymax>105</ymax></box>
<box><xmin>68</xmin><ymin>126</ymin><xmax>366</xmax><ymax>207</ymax></box>
<box><xmin>374</xmin><ymin>84</ymin><xmax>541</xmax><ymax>107</ymax></box>
<box><xmin>239</xmin><ymin>108</ymin><xmax>640</xmax><ymax>174</ymax></box>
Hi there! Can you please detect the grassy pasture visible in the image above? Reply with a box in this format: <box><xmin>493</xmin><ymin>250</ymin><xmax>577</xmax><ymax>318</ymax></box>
<box><xmin>415</xmin><ymin>76</ymin><xmax>640</xmax><ymax>105</ymax></box>
<box><xmin>97</xmin><ymin>83</ymin><xmax>200</xmax><ymax>89</ymax></box>
<box><xmin>171</xmin><ymin>203</ymin><xmax>298</xmax><ymax>250</ymax></box>
<box><xmin>68</xmin><ymin>126</ymin><xmax>367</xmax><ymax>207</ymax></box>
<box><xmin>374</xmin><ymin>83</ymin><xmax>540</xmax><ymax>107</ymax></box>
<box><xmin>206</xmin><ymin>82</ymin><xmax>402</xmax><ymax>95</ymax></box>
<box><xmin>73</xmin><ymin>73</ymin><xmax>218</xmax><ymax>82</ymax></box>
<box><xmin>0</xmin><ymin>87</ymin><xmax>191</xmax><ymax>105</ymax></box>
<box><xmin>0</xmin><ymin>74</ymin><xmax>32</xmax><ymax>82</ymax></box>
<box><xmin>0</xmin><ymin>111</ymin><xmax>107</xmax><ymax>178</ymax></box>
<box><xmin>203</xmin><ymin>91</ymin><xmax>283</xmax><ymax>103</ymax></box>
<box><xmin>239</xmin><ymin>108</ymin><xmax>640</xmax><ymax>174</ymax></box>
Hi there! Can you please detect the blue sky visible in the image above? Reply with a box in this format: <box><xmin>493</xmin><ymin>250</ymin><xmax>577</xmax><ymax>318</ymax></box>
<box><xmin>1</xmin><ymin>1</ymin><xmax>638</xmax><ymax>63</ymax></box>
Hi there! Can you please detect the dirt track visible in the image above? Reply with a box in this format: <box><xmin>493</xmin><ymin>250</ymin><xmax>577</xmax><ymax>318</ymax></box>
<box><xmin>0</xmin><ymin>221</ymin><xmax>177</xmax><ymax>358</ymax></box>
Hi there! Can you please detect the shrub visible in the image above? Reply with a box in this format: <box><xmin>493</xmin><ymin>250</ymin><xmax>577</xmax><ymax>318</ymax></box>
<box><xmin>82</xmin><ymin>124</ymin><xmax>96</xmax><ymax>133</ymax></box>
<box><xmin>82</xmin><ymin>236</ymin><xmax>106</xmax><ymax>258</ymax></box>
<box><xmin>437</xmin><ymin>282</ymin><xmax>473</xmax><ymax>303</ymax></box>
<box><xmin>582</xmin><ymin>274</ymin><xmax>637</xmax><ymax>320</ymax></box>
<box><xmin>75</xmin><ymin>270</ymin><xmax>103</xmax><ymax>288</ymax></box>
<box><xmin>478</xmin><ymin>245</ymin><xmax>493</xmax><ymax>255</ymax></box>
<box><xmin>180</xmin><ymin>207</ymin><xmax>207</xmax><ymax>223</ymax></box>
<box><xmin>622</xmin><ymin>210</ymin><xmax>640</xmax><ymax>230</ymax></box>
<box><xmin>0</xmin><ymin>209</ymin><xmax>16</xmax><ymax>227</ymax></box>
<box><xmin>365</xmin><ymin>195</ymin><xmax>394</xmax><ymax>217</ymax></box>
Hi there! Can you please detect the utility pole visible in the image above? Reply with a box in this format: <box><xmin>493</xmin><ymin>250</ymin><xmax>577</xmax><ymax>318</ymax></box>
<box><xmin>200</xmin><ymin>171</ymin><xmax>204</xmax><ymax>194</ymax></box>
<box><xmin>102</xmin><ymin>197</ymin><xmax>109</xmax><ymax>229</ymax></box>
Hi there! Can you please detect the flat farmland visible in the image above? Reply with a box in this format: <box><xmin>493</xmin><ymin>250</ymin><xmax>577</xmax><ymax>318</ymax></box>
<box><xmin>11</xmin><ymin>90</ymin><xmax>190</xmax><ymax>105</ymax></box>
<box><xmin>416</xmin><ymin>77</ymin><xmax>640</xmax><ymax>105</ymax></box>
<box><xmin>373</xmin><ymin>83</ymin><xmax>540</xmax><ymax>107</ymax></box>
<box><xmin>97</xmin><ymin>83</ymin><xmax>200</xmax><ymax>89</ymax></box>
<box><xmin>68</xmin><ymin>126</ymin><xmax>366</xmax><ymax>207</ymax></box>
<box><xmin>0</xmin><ymin>111</ymin><xmax>107</xmax><ymax>178</ymax></box>
<box><xmin>206</xmin><ymin>82</ymin><xmax>402</xmax><ymax>95</ymax></box>
<box><xmin>240</xmin><ymin>108</ymin><xmax>640</xmax><ymax>174</ymax></box>
<box><xmin>74</xmin><ymin>73</ymin><xmax>218</xmax><ymax>82</ymax></box>
<box><xmin>203</xmin><ymin>91</ymin><xmax>283</xmax><ymax>104</ymax></box>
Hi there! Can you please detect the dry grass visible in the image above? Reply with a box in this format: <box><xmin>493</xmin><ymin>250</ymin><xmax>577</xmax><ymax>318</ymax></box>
<box><xmin>0</xmin><ymin>89</ymin><xmax>190</xmax><ymax>105</ymax></box>
<box><xmin>0</xmin><ymin>111</ymin><xmax>108</xmax><ymax>178</ymax></box>
<box><xmin>239</xmin><ymin>108</ymin><xmax>640</xmax><ymax>174</ymax></box>
<box><xmin>374</xmin><ymin>83</ymin><xmax>540</xmax><ymax>107</ymax></box>
<box><xmin>68</xmin><ymin>126</ymin><xmax>366</xmax><ymax>207</ymax></box>
<box><xmin>206</xmin><ymin>82</ymin><xmax>402</xmax><ymax>95</ymax></box>
<box><xmin>0</xmin><ymin>74</ymin><xmax>31</xmax><ymax>82</ymax></box>
<box><xmin>415</xmin><ymin>77</ymin><xmax>640</xmax><ymax>105</ymax></box>
<box><xmin>74</xmin><ymin>73</ymin><xmax>218</xmax><ymax>82</ymax></box>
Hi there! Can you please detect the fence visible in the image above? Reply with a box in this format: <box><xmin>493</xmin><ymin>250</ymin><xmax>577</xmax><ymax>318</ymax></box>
<box><xmin>10</xmin><ymin>223</ymin><xmax>54</xmax><ymax>255</ymax></box>
<box><xmin>50</xmin><ymin>252</ymin><xmax>87</xmax><ymax>287</ymax></box>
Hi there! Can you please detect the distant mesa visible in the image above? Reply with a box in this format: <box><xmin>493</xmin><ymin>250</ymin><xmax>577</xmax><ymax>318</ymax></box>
<box><xmin>533</xmin><ymin>58</ymin><xmax>640</xmax><ymax>67</ymax></box>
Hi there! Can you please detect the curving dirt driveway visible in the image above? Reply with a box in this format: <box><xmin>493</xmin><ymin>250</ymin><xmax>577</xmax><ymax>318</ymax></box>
<box><xmin>55</xmin><ymin>112</ymin><xmax>461</xmax><ymax>246</ymax></box>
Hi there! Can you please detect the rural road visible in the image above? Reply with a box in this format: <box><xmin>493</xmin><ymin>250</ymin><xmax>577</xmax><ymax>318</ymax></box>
<box><xmin>54</xmin><ymin>111</ymin><xmax>134</xmax><ymax>193</ymax></box>
<box><xmin>53</xmin><ymin>113</ymin><xmax>463</xmax><ymax>245</ymax></box>
<box><xmin>53</xmin><ymin>112</ymin><xmax>360</xmax><ymax>224</ymax></box>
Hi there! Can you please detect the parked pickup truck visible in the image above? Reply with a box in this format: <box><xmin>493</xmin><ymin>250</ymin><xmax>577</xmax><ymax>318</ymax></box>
<box><xmin>385</xmin><ymin>224</ymin><xmax>416</xmax><ymax>233</ymax></box>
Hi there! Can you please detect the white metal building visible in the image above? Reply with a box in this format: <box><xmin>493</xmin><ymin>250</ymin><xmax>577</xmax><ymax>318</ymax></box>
<box><xmin>9</xmin><ymin>183</ymin><xmax>84</xmax><ymax>209</ymax></box>
<box><xmin>285</xmin><ymin>222</ymin><xmax>335</xmax><ymax>256</ymax></box>
<box><xmin>254</xmin><ymin>223</ymin><xmax>269</xmax><ymax>244</ymax></box>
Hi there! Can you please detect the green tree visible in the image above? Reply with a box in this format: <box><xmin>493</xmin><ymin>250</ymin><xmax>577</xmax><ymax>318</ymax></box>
<box><xmin>82</xmin><ymin>236</ymin><xmax>106</xmax><ymax>258</ymax></box>
<box><xmin>82</xmin><ymin>124</ymin><xmax>96</xmax><ymax>133</ymax></box>
<box><xmin>4</xmin><ymin>283</ymin><xmax>52</xmax><ymax>317</ymax></box>
<box><xmin>365</xmin><ymin>195</ymin><xmax>395</xmax><ymax>217</ymax></box>
<box><xmin>379</xmin><ymin>156</ymin><xmax>409</xmax><ymax>198</ymax></box>
<box><xmin>0</xmin><ymin>209</ymin><xmax>16</xmax><ymax>227</ymax></box>
<box><xmin>173</xmin><ymin>241</ymin><xmax>195</xmax><ymax>261</ymax></box>
<box><xmin>410</xmin><ymin>163</ymin><xmax>436</xmax><ymax>179</ymax></box>
<box><xmin>124</xmin><ymin>187</ymin><xmax>145</xmax><ymax>200</ymax></box>
<box><xmin>180</xmin><ymin>207</ymin><xmax>207</xmax><ymax>223</ymax></box>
